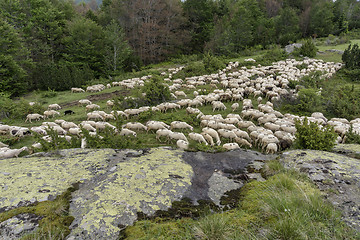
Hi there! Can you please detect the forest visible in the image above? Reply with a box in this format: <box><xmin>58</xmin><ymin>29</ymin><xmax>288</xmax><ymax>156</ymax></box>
<box><xmin>1</xmin><ymin>0</ymin><xmax>360</xmax><ymax>97</ymax></box>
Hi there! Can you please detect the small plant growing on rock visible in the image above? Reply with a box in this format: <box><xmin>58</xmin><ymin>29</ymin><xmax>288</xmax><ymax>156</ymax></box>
<box><xmin>294</xmin><ymin>117</ymin><xmax>337</xmax><ymax>151</ymax></box>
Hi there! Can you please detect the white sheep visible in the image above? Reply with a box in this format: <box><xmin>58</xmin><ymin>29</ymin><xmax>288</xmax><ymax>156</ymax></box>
<box><xmin>202</xmin><ymin>127</ymin><xmax>221</xmax><ymax>145</ymax></box>
<box><xmin>212</xmin><ymin>101</ymin><xmax>227</xmax><ymax>112</ymax></box>
<box><xmin>231</xmin><ymin>103</ymin><xmax>239</xmax><ymax>112</ymax></box>
<box><xmin>79</xmin><ymin>99</ymin><xmax>92</xmax><ymax>105</ymax></box>
<box><xmin>235</xmin><ymin>137</ymin><xmax>252</xmax><ymax>148</ymax></box>
<box><xmin>170</xmin><ymin>121</ymin><xmax>194</xmax><ymax>131</ymax></box>
<box><xmin>0</xmin><ymin>147</ymin><xmax>29</xmax><ymax>159</ymax></box>
<box><xmin>71</xmin><ymin>87</ymin><xmax>85</xmax><ymax>93</ymax></box>
<box><xmin>86</xmin><ymin>104</ymin><xmax>100</xmax><ymax>111</ymax></box>
<box><xmin>123</xmin><ymin>122</ymin><xmax>147</xmax><ymax>131</ymax></box>
<box><xmin>156</xmin><ymin>129</ymin><xmax>173</xmax><ymax>142</ymax></box>
<box><xmin>218</xmin><ymin>129</ymin><xmax>237</xmax><ymax>141</ymax></box>
<box><xmin>232</xmin><ymin>129</ymin><xmax>251</xmax><ymax>141</ymax></box>
<box><xmin>146</xmin><ymin>121</ymin><xmax>168</xmax><ymax>133</ymax></box>
<box><xmin>87</xmin><ymin>112</ymin><xmax>104</xmax><ymax>121</ymax></box>
<box><xmin>265</xmin><ymin>142</ymin><xmax>278</xmax><ymax>154</ymax></box>
<box><xmin>223</xmin><ymin>143</ymin><xmax>240</xmax><ymax>151</ymax></box>
<box><xmin>169</xmin><ymin>132</ymin><xmax>188</xmax><ymax>142</ymax></box>
<box><xmin>120</xmin><ymin>128</ymin><xmax>137</xmax><ymax>137</ymax></box>
<box><xmin>43</xmin><ymin>110</ymin><xmax>60</xmax><ymax>119</ymax></box>
<box><xmin>30</xmin><ymin>126</ymin><xmax>47</xmax><ymax>135</ymax></box>
<box><xmin>48</xmin><ymin>103</ymin><xmax>61</xmax><ymax>110</ymax></box>
<box><xmin>68</xmin><ymin>127</ymin><xmax>82</xmax><ymax>136</ymax></box>
<box><xmin>201</xmin><ymin>132</ymin><xmax>214</xmax><ymax>146</ymax></box>
<box><xmin>176</xmin><ymin>140</ymin><xmax>189</xmax><ymax>150</ymax></box>
<box><xmin>189</xmin><ymin>132</ymin><xmax>208</xmax><ymax>145</ymax></box>
<box><xmin>25</xmin><ymin>114</ymin><xmax>44</xmax><ymax>123</ymax></box>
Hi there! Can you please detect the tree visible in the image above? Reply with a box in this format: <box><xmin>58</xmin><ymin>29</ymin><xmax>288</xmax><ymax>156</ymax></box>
<box><xmin>183</xmin><ymin>0</ymin><xmax>215</xmax><ymax>53</ymax></box>
<box><xmin>104</xmin><ymin>20</ymin><xmax>132</xmax><ymax>75</ymax></box>
<box><xmin>62</xmin><ymin>17</ymin><xmax>107</xmax><ymax>77</ymax></box>
<box><xmin>0</xmin><ymin>18</ymin><xmax>31</xmax><ymax>96</ymax></box>
<box><xmin>102</xmin><ymin>0</ymin><xmax>189</xmax><ymax>64</ymax></box>
<box><xmin>275</xmin><ymin>7</ymin><xmax>301</xmax><ymax>45</ymax></box>
<box><xmin>309</xmin><ymin>2</ymin><xmax>334</xmax><ymax>37</ymax></box>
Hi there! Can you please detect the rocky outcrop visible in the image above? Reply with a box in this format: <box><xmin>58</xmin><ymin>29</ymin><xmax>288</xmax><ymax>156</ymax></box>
<box><xmin>0</xmin><ymin>147</ymin><xmax>274</xmax><ymax>239</ymax></box>
<box><xmin>281</xmin><ymin>148</ymin><xmax>360</xmax><ymax>231</ymax></box>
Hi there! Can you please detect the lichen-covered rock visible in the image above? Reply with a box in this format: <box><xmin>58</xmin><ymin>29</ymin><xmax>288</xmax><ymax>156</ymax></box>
<box><xmin>67</xmin><ymin>148</ymin><xmax>193</xmax><ymax>239</ymax></box>
<box><xmin>0</xmin><ymin>148</ymin><xmax>116</xmax><ymax>212</ymax></box>
<box><xmin>282</xmin><ymin>149</ymin><xmax>360</xmax><ymax>231</ymax></box>
<box><xmin>0</xmin><ymin>213</ymin><xmax>43</xmax><ymax>239</ymax></box>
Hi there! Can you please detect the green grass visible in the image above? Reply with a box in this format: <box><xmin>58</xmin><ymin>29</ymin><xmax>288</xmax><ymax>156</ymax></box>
<box><xmin>123</xmin><ymin>160</ymin><xmax>359</xmax><ymax>240</ymax></box>
<box><xmin>316</xmin><ymin>39</ymin><xmax>360</xmax><ymax>52</ymax></box>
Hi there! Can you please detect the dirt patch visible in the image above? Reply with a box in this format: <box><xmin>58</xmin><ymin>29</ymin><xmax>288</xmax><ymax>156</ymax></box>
<box><xmin>61</xmin><ymin>90</ymin><xmax>130</xmax><ymax>109</ymax></box>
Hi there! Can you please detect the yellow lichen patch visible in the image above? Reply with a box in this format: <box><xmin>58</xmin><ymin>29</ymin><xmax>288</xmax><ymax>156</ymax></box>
<box><xmin>0</xmin><ymin>149</ymin><xmax>116</xmax><ymax>209</ymax></box>
<box><xmin>69</xmin><ymin>148</ymin><xmax>194</xmax><ymax>238</ymax></box>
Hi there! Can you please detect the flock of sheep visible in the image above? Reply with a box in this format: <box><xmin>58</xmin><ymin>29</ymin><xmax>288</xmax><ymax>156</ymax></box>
<box><xmin>1</xmin><ymin>57</ymin><xmax>359</xmax><ymax>159</ymax></box>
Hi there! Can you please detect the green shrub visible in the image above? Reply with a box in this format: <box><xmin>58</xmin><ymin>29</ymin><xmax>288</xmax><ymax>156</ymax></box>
<box><xmin>294</xmin><ymin>117</ymin><xmax>337</xmax><ymax>151</ymax></box>
<box><xmin>142</xmin><ymin>76</ymin><xmax>171</xmax><ymax>106</ymax></box>
<box><xmin>342</xmin><ymin>44</ymin><xmax>360</xmax><ymax>70</ymax></box>
<box><xmin>202</xmin><ymin>52</ymin><xmax>226</xmax><ymax>73</ymax></box>
<box><xmin>297</xmin><ymin>39</ymin><xmax>318</xmax><ymax>58</ymax></box>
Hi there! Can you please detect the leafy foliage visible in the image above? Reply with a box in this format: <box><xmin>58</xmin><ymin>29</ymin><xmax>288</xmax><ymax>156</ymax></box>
<box><xmin>294</xmin><ymin>118</ymin><xmax>337</xmax><ymax>151</ymax></box>
<box><xmin>142</xmin><ymin>76</ymin><xmax>171</xmax><ymax>106</ymax></box>
<box><xmin>342</xmin><ymin>44</ymin><xmax>360</xmax><ymax>82</ymax></box>
<box><xmin>297</xmin><ymin>39</ymin><xmax>318</xmax><ymax>58</ymax></box>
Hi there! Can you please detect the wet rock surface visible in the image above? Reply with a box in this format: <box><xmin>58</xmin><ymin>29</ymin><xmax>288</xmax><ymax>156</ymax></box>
<box><xmin>281</xmin><ymin>149</ymin><xmax>360</xmax><ymax>231</ymax></box>
<box><xmin>0</xmin><ymin>147</ymin><xmax>274</xmax><ymax>239</ymax></box>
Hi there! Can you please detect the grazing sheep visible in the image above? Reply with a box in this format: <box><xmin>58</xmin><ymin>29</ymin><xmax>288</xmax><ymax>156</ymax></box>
<box><xmin>231</xmin><ymin>103</ymin><xmax>239</xmax><ymax>112</ymax></box>
<box><xmin>170</xmin><ymin>121</ymin><xmax>194</xmax><ymax>131</ymax></box>
<box><xmin>223</xmin><ymin>143</ymin><xmax>240</xmax><ymax>151</ymax></box>
<box><xmin>43</xmin><ymin>110</ymin><xmax>60</xmax><ymax>119</ymax></box>
<box><xmin>82</xmin><ymin>123</ymin><xmax>97</xmax><ymax>132</ymax></box>
<box><xmin>202</xmin><ymin>127</ymin><xmax>221</xmax><ymax>145</ymax></box>
<box><xmin>189</xmin><ymin>132</ymin><xmax>208</xmax><ymax>145</ymax></box>
<box><xmin>87</xmin><ymin>112</ymin><xmax>104</xmax><ymax>121</ymax></box>
<box><xmin>266</xmin><ymin>142</ymin><xmax>278</xmax><ymax>154</ymax></box>
<box><xmin>0</xmin><ymin>142</ymin><xmax>9</xmax><ymax>148</ymax></box>
<box><xmin>212</xmin><ymin>101</ymin><xmax>227</xmax><ymax>112</ymax></box>
<box><xmin>201</xmin><ymin>132</ymin><xmax>214</xmax><ymax>146</ymax></box>
<box><xmin>68</xmin><ymin>127</ymin><xmax>82</xmax><ymax>136</ymax></box>
<box><xmin>156</xmin><ymin>129</ymin><xmax>173</xmax><ymax>142</ymax></box>
<box><xmin>147</xmin><ymin>121</ymin><xmax>168</xmax><ymax>133</ymax></box>
<box><xmin>0</xmin><ymin>146</ymin><xmax>29</xmax><ymax>159</ymax></box>
<box><xmin>176</xmin><ymin>140</ymin><xmax>189</xmax><ymax>150</ymax></box>
<box><xmin>218</xmin><ymin>129</ymin><xmax>237</xmax><ymax>141</ymax></box>
<box><xmin>25</xmin><ymin>114</ymin><xmax>43</xmax><ymax>123</ymax></box>
<box><xmin>86</xmin><ymin>104</ymin><xmax>100</xmax><ymax>111</ymax></box>
<box><xmin>232</xmin><ymin>129</ymin><xmax>251</xmax><ymax>141</ymax></box>
<box><xmin>106</xmin><ymin>100</ymin><xmax>114</xmax><ymax>108</ymax></box>
<box><xmin>79</xmin><ymin>99</ymin><xmax>92</xmax><ymax>105</ymax></box>
<box><xmin>71</xmin><ymin>87</ymin><xmax>85</xmax><ymax>93</ymax></box>
<box><xmin>169</xmin><ymin>132</ymin><xmax>188</xmax><ymax>142</ymax></box>
<box><xmin>234</xmin><ymin>137</ymin><xmax>252</xmax><ymax>148</ymax></box>
<box><xmin>120</xmin><ymin>128</ymin><xmax>137</xmax><ymax>137</ymax></box>
<box><xmin>123</xmin><ymin>122</ymin><xmax>147</xmax><ymax>131</ymax></box>
<box><xmin>30</xmin><ymin>126</ymin><xmax>47</xmax><ymax>135</ymax></box>
<box><xmin>48</xmin><ymin>103</ymin><xmax>61</xmax><ymax>110</ymax></box>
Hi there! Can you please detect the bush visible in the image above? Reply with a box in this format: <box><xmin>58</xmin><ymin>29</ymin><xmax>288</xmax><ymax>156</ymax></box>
<box><xmin>202</xmin><ymin>53</ymin><xmax>226</xmax><ymax>73</ymax></box>
<box><xmin>142</xmin><ymin>76</ymin><xmax>171</xmax><ymax>105</ymax></box>
<box><xmin>342</xmin><ymin>44</ymin><xmax>360</xmax><ymax>70</ymax></box>
<box><xmin>297</xmin><ymin>39</ymin><xmax>318</xmax><ymax>58</ymax></box>
<box><xmin>294</xmin><ymin>117</ymin><xmax>337</xmax><ymax>151</ymax></box>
